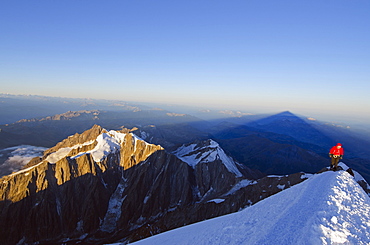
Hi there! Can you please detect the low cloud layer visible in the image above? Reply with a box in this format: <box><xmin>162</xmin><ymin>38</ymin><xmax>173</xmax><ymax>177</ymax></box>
<box><xmin>0</xmin><ymin>145</ymin><xmax>47</xmax><ymax>177</ymax></box>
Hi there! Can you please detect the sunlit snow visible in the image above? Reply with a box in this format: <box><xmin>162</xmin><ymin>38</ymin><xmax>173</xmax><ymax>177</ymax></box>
<box><xmin>46</xmin><ymin>140</ymin><xmax>95</xmax><ymax>163</ymax></box>
<box><xmin>46</xmin><ymin>130</ymin><xmax>127</xmax><ymax>163</ymax></box>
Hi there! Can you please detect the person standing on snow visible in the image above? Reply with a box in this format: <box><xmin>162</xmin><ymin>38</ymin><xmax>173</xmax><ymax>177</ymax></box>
<box><xmin>329</xmin><ymin>143</ymin><xmax>344</xmax><ymax>170</ymax></box>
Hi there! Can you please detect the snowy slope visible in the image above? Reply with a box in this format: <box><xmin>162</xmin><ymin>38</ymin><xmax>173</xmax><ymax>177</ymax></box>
<box><xmin>130</xmin><ymin>169</ymin><xmax>370</xmax><ymax>245</ymax></box>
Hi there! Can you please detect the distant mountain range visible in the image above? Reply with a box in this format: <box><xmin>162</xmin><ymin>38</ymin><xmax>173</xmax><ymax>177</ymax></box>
<box><xmin>0</xmin><ymin>94</ymin><xmax>260</xmax><ymax>125</ymax></box>
<box><xmin>0</xmin><ymin>94</ymin><xmax>146</xmax><ymax>125</ymax></box>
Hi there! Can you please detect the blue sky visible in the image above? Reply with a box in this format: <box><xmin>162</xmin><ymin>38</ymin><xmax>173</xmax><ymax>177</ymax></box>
<box><xmin>1</xmin><ymin>1</ymin><xmax>369</xmax><ymax>123</ymax></box>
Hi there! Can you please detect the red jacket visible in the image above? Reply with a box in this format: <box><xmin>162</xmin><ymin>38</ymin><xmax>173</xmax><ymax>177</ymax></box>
<box><xmin>329</xmin><ymin>143</ymin><xmax>344</xmax><ymax>156</ymax></box>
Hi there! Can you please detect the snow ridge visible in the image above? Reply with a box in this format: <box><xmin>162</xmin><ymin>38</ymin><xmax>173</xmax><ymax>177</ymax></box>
<box><xmin>46</xmin><ymin>140</ymin><xmax>95</xmax><ymax>163</ymax></box>
<box><xmin>131</xmin><ymin>169</ymin><xmax>370</xmax><ymax>245</ymax></box>
<box><xmin>173</xmin><ymin>140</ymin><xmax>242</xmax><ymax>177</ymax></box>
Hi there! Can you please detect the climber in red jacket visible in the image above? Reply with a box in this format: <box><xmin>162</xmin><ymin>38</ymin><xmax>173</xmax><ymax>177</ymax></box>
<box><xmin>329</xmin><ymin>143</ymin><xmax>344</xmax><ymax>170</ymax></box>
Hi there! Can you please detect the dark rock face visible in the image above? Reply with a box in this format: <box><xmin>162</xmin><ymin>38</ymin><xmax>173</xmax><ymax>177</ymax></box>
<box><xmin>100</xmin><ymin>151</ymin><xmax>196</xmax><ymax>244</ymax></box>
<box><xmin>0</xmin><ymin>125</ymin><xmax>323</xmax><ymax>244</ymax></box>
<box><xmin>0</xmin><ymin>160</ymin><xmax>117</xmax><ymax>244</ymax></box>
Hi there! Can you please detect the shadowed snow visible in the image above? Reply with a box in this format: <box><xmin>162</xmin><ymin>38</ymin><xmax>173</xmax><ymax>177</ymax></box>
<box><xmin>174</xmin><ymin>140</ymin><xmax>243</xmax><ymax>177</ymax></box>
<box><xmin>130</xmin><ymin>169</ymin><xmax>370</xmax><ymax>245</ymax></box>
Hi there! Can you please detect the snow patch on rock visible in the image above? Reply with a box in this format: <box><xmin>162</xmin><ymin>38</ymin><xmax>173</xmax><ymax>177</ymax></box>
<box><xmin>101</xmin><ymin>178</ymin><xmax>127</xmax><ymax>233</ymax></box>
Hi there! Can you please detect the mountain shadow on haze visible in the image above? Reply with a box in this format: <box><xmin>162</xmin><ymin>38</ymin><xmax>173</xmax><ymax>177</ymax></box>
<box><xmin>210</xmin><ymin>111</ymin><xmax>370</xmax><ymax>181</ymax></box>
<box><xmin>213</xmin><ymin>128</ymin><xmax>329</xmax><ymax>175</ymax></box>
<box><xmin>244</xmin><ymin>111</ymin><xmax>335</xmax><ymax>148</ymax></box>
<box><xmin>244</xmin><ymin>111</ymin><xmax>370</xmax><ymax>160</ymax></box>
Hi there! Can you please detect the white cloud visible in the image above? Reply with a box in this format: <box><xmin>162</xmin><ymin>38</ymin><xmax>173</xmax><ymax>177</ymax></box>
<box><xmin>0</xmin><ymin>145</ymin><xmax>47</xmax><ymax>177</ymax></box>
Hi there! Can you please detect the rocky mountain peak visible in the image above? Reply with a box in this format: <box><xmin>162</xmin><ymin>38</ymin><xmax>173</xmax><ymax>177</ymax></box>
<box><xmin>173</xmin><ymin>139</ymin><xmax>243</xmax><ymax>177</ymax></box>
<box><xmin>0</xmin><ymin>125</ymin><xmax>164</xmax><ymax>203</ymax></box>
<box><xmin>44</xmin><ymin>124</ymin><xmax>106</xmax><ymax>157</ymax></box>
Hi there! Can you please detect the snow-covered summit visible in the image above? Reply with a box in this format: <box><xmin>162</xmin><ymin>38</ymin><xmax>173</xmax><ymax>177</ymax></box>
<box><xmin>44</xmin><ymin>129</ymin><xmax>158</xmax><ymax>164</ymax></box>
<box><xmin>131</xmin><ymin>169</ymin><xmax>370</xmax><ymax>245</ymax></box>
<box><xmin>71</xmin><ymin>131</ymin><xmax>124</xmax><ymax>162</ymax></box>
<box><xmin>173</xmin><ymin>139</ymin><xmax>243</xmax><ymax>177</ymax></box>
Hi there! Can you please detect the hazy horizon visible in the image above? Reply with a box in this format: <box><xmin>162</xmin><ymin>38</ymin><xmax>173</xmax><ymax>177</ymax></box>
<box><xmin>1</xmin><ymin>93</ymin><xmax>368</xmax><ymax>127</ymax></box>
<box><xmin>1</xmin><ymin>1</ymin><xmax>369</xmax><ymax>124</ymax></box>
